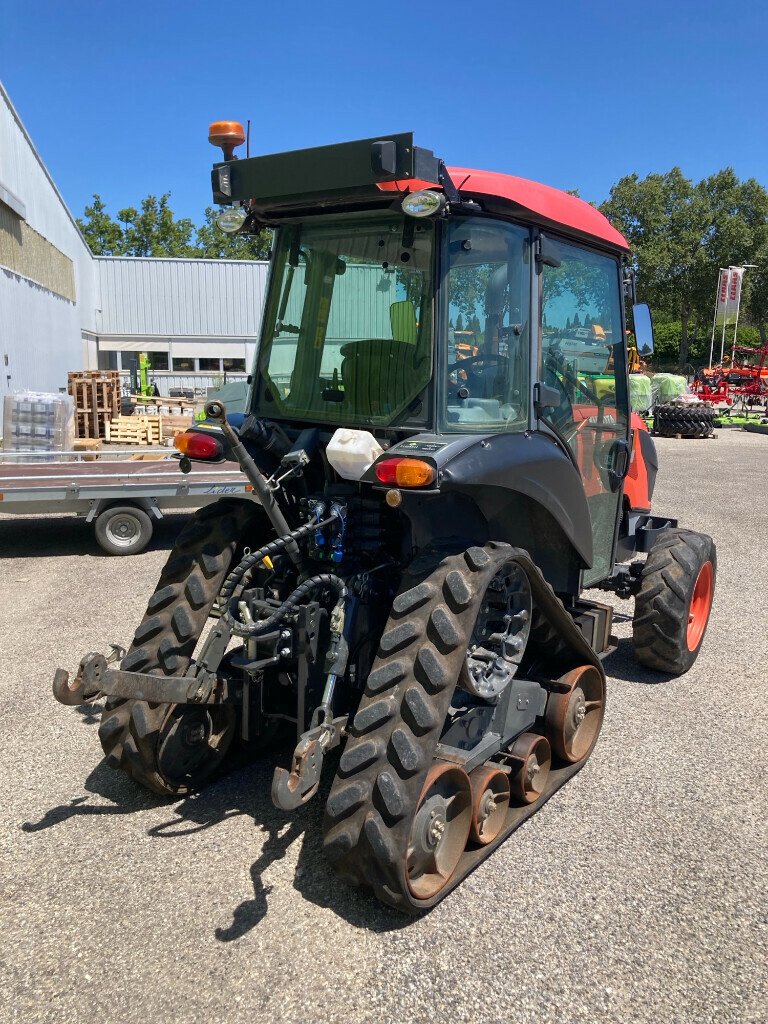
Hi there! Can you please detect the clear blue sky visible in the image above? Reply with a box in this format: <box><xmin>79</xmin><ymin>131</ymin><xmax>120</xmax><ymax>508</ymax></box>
<box><xmin>1</xmin><ymin>0</ymin><xmax>765</xmax><ymax>227</ymax></box>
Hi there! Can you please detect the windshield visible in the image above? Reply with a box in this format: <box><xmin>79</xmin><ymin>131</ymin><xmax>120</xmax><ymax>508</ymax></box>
<box><xmin>442</xmin><ymin>217</ymin><xmax>531</xmax><ymax>431</ymax></box>
<box><xmin>254</xmin><ymin>214</ymin><xmax>434</xmax><ymax>426</ymax></box>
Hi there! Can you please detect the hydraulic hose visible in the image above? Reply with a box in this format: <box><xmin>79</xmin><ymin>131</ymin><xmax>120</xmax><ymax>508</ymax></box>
<box><xmin>218</xmin><ymin>513</ymin><xmax>343</xmax><ymax>637</ymax></box>
<box><xmin>229</xmin><ymin>573</ymin><xmax>348</xmax><ymax>638</ymax></box>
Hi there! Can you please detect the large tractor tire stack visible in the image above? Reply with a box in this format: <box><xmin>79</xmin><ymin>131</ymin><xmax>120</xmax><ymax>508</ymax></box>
<box><xmin>653</xmin><ymin>400</ymin><xmax>716</xmax><ymax>439</ymax></box>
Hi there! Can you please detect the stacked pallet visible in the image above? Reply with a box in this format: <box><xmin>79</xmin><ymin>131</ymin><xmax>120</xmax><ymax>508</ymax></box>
<box><xmin>68</xmin><ymin>371</ymin><xmax>121</xmax><ymax>439</ymax></box>
<box><xmin>105</xmin><ymin>415</ymin><xmax>162</xmax><ymax>446</ymax></box>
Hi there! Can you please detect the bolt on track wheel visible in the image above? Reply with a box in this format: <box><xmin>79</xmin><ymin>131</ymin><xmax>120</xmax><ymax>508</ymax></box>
<box><xmin>507</xmin><ymin>733</ymin><xmax>551</xmax><ymax>804</ymax></box>
<box><xmin>545</xmin><ymin>665</ymin><xmax>605</xmax><ymax>764</ymax></box>
<box><xmin>406</xmin><ymin>762</ymin><xmax>472</xmax><ymax>900</ymax></box>
<box><xmin>469</xmin><ymin>765</ymin><xmax>510</xmax><ymax>845</ymax></box>
<box><xmin>155</xmin><ymin>704</ymin><xmax>236</xmax><ymax>790</ymax></box>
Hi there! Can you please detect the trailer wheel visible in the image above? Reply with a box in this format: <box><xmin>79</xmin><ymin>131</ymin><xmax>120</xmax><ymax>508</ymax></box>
<box><xmin>633</xmin><ymin>528</ymin><xmax>716</xmax><ymax>675</ymax></box>
<box><xmin>95</xmin><ymin>504</ymin><xmax>153</xmax><ymax>556</ymax></box>
<box><xmin>98</xmin><ymin>498</ymin><xmax>264</xmax><ymax>794</ymax></box>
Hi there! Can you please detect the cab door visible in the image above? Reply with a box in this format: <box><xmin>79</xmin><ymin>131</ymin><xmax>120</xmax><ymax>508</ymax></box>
<box><xmin>538</xmin><ymin>238</ymin><xmax>630</xmax><ymax>585</ymax></box>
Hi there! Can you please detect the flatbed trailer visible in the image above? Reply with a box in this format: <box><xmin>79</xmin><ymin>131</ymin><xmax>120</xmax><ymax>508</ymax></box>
<box><xmin>0</xmin><ymin>451</ymin><xmax>251</xmax><ymax>554</ymax></box>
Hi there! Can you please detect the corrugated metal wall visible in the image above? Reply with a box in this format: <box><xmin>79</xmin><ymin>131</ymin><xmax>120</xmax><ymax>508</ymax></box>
<box><xmin>0</xmin><ymin>83</ymin><xmax>96</xmax><ymax>395</ymax></box>
<box><xmin>96</xmin><ymin>258</ymin><xmax>269</xmax><ymax>337</ymax></box>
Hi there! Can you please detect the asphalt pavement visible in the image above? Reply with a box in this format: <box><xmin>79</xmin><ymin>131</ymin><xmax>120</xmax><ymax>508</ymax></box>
<box><xmin>0</xmin><ymin>429</ymin><xmax>765</xmax><ymax>1024</ymax></box>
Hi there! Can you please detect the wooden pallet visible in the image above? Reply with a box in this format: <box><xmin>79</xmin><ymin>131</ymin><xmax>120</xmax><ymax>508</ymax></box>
<box><xmin>161</xmin><ymin>414</ymin><xmax>196</xmax><ymax>440</ymax></box>
<box><xmin>68</xmin><ymin>371</ymin><xmax>121</xmax><ymax>437</ymax></box>
<box><xmin>105</xmin><ymin>415</ymin><xmax>162</xmax><ymax>446</ymax></box>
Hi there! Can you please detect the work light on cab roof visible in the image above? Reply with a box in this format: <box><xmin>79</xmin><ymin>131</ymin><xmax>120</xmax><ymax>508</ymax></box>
<box><xmin>209</xmin><ymin>120</ymin><xmax>248</xmax><ymax>232</ymax></box>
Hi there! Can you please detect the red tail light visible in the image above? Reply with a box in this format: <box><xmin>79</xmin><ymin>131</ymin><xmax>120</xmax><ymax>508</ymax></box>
<box><xmin>174</xmin><ymin>431</ymin><xmax>223</xmax><ymax>460</ymax></box>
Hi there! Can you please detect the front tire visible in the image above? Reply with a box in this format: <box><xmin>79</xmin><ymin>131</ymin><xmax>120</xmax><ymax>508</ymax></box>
<box><xmin>633</xmin><ymin>528</ymin><xmax>716</xmax><ymax>675</ymax></box>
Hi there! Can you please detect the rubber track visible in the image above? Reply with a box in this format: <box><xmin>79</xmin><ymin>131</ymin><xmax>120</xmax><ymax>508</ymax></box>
<box><xmin>633</xmin><ymin>527</ymin><xmax>716</xmax><ymax>674</ymax></box>
<box><xmin>654</xmin><ymin>403</ymin><xmax>715</xmax><ymax>438</ymax></box>
<box><xmin>322</xmin><ymin>542</ymin><xmax>604</xmax><ymax>913</ymax></box>
<box><xmin>98</xmin><ymin>498</ymin><xmax>263</xmax><ymax>794</ymax></box>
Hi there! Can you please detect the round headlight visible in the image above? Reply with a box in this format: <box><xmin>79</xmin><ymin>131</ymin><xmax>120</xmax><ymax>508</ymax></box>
<box><xmin>401</xmin><ymin>190</ymin><xmax>446</xmax><ymax>218</ymax></box>
<box><xmin>216</xmin><ymin>206</ymin><xmax>248</xmax><ymax>233</ymax></box>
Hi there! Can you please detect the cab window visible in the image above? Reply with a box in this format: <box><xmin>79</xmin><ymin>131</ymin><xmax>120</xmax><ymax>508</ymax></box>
<box><xmin>442</xmin><ymin>218</ymin><xmax>530</xmax><ymax>431</ymax></box>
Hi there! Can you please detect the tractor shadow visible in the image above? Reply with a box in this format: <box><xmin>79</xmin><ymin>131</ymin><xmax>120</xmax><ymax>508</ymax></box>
<box><xmin>20</xmin><ymin>747</ymin><xmax>408</xmax><ymax>937</ymax></box>
<box><xmin>602</xmin><ymin>636</ymin><xmax>675</xmax><ymax>685</ymax></box>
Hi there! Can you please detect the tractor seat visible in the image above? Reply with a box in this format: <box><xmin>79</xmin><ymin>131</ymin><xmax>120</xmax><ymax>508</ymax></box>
<box><xmin>340</xmin><ymin>338</ymin><xmax>424</xmax><ymax>419</ymax></box>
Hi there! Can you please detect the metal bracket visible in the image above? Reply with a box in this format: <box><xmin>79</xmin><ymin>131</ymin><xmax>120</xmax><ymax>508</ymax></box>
<box><xmin>271</xmin><ymin>715</ymin><xmax>347</xmax><ymax>811</ymax></box>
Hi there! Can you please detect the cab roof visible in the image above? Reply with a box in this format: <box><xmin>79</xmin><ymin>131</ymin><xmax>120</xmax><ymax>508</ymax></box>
<box><xmin>379</xmin><ymin>167</ymin><xmax>630</xmax><ymax>253</ymax></box>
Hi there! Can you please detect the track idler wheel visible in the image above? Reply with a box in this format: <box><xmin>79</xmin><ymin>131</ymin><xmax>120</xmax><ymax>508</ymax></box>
<box><xmin>545</xmin><ymin>665</ymin><xmax>605</xmax><ymax>764</ymax></box>
<box><xmin>406</xmin><ymin>762</ymin><xmax>472</xmax><ymax>900</ymax></box>
<box><xmin>469</xmin><ymin>765</ymin><xmax>510</xmax><ymax>845</ymax></box>
<box><xmin>507</xmin><ymin>733</ymin><xmax>551</xmax><ymax>804</ymax></box>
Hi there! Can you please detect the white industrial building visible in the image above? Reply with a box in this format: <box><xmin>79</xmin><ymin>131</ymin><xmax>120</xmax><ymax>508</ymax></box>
<box><xmin>0</xmin><ymin>80</ymin><xmax>267</xmax><ymax>400</ymax></box>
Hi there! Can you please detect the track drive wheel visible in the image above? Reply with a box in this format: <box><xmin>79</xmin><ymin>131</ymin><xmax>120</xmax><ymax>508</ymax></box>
<box><xmin>633</xmin><ymin>528</ymin><xmax>716</xmax><ymax>675</ymax></box>
<box><xmin>545</xmin><ymin>666</ymin><xmax>604</xmax><ymax>764</ymax></box>
<box><xmin>98</xmin><ymin>498</ymin><xmax>263</xmax><ymax>795</ymax></box>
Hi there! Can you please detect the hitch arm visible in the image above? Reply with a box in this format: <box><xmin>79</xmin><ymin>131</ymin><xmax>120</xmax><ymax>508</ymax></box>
<box><xmin>271</xmin><ymin>716</ymin><xmax>347</xmax><ymax>811</ymax></box>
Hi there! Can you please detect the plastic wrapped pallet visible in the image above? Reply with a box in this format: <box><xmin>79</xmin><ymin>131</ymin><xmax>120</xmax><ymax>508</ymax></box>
<box><xmin>2</xmin><ymin>391</ymin><xmax>75</xmax><ymax>462</ymax></box>
<box><xmin>650</xmin><ymin>373</ymin><xmax>688</xmax><ymax>407</ymax></box>
<box><xmin>629</xmin><ymin>374</ymin><xmax>653</xmax><ymax>413</ymax></box>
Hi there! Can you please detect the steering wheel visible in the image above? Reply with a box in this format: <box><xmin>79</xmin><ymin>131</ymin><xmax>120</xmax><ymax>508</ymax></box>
<box><xmin>444</xmin><ymin>350</ymin><xmax>512</xmax><ymax>378</ymax></box>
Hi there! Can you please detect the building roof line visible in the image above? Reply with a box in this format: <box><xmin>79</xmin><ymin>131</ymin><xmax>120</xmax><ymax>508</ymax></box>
<box><xmin>94</xmin><ymin>256</ymin><xmax>270</xmax><ymax>266</ymax></box>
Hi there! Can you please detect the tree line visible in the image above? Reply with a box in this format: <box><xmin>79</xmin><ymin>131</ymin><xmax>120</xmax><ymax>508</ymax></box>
<box><xmin>77</xmin><ymin>194</ymin><xmax>271</xmax><ymax>261</ymax></box>
<box><xmin>600</xmin><ymin>168</ymin><xmax>768</xmax><ymax>366</ymax></box>
<box><xmin>78</xmin><ymin>168</ymin><xmax>768</xmax><ymax>367</ymax></box>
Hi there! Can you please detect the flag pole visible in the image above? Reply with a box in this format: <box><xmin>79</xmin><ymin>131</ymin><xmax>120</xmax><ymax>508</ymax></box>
<box><xmin>718</xmin><ymin>266</ymin><xmax>733</xmax><ymax>366</ymax></box>
<box><xmin>709</xmin><ymin>268</ymin><xmax>724</xmax><ymax>369</ymax></box>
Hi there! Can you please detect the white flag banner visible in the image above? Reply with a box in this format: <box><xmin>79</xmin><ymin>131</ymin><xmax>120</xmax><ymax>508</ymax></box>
<box><xmin>715</xmin><ymin>267</ymin><xmax>744</xmax><ymax>326</ymax></box>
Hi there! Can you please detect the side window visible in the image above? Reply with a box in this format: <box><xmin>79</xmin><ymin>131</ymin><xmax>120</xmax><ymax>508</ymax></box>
<box><xmin>443</xmin><ymin>218</ymin><xmax>530</xmax><ymax>431</ymax></box>
<box><xmin>540</xmin><ymin>241</ymin><xmax>628</xmax><ymax>585</ymax></box>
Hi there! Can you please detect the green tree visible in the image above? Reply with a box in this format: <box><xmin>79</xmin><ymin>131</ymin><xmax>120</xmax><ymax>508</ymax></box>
<box><xmin>77</xmin><ymin>194</ymin><xmax>271</xmax><ymax>260</ymax></box>
<box><xmin>115</xmin><ymin>194</ymin><xmax>196</xmax><ymax>257</ymax></box>
<box><xmin>76</xmin><ymin>194</ymin><xmax>124</xmax><ymax>255</ymax></box>
<box><xmin>601</xmin><ymin>168</ymin><xmax>768</xmax><ymax>366</ymax></box>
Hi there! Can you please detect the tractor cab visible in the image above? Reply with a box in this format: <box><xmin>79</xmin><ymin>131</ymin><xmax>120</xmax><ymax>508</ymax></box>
<box><xmin>208</xmin><ymin>130</ymin><xmax>649</xmax><ymax>592</ymax></box>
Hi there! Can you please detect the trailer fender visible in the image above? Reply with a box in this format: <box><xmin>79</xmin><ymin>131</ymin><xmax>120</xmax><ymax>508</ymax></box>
<box><xmin>86</xmin><ymin>496</ymin><xmax>163</xmax><ymax>523</ymax></box>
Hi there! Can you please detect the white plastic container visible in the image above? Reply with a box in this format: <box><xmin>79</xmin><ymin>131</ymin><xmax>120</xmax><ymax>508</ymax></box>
<box><xmin>326</xmin><ymin>428</ymin><xmax>385</xmax><ymax>481</ymax></box>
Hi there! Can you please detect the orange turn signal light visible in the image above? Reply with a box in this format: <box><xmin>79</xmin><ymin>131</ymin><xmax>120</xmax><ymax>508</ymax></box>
<box><xmin>374</xmin><ymin>457</ymin><xmax>436</xmax><ymax>488</ymax></box>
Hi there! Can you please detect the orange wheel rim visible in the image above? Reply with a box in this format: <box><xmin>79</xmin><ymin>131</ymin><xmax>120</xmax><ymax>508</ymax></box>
<box><xmin>687</xmin><ymin>560</ymin><xmax>714</xmax><ymax>651</ymax></box>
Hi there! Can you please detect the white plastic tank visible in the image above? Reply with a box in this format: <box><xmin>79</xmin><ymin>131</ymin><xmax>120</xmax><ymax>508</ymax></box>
<box><xmin>326</xmin><ymin>428</ymin><xmax>385</xmax><ymax>481</ymax></box>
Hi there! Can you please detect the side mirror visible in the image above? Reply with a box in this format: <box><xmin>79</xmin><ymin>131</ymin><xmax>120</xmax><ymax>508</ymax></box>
<box><xmin>632</xmin><ymin>303</ymin><xmax>654</xmax><ymax>357</ymax></box>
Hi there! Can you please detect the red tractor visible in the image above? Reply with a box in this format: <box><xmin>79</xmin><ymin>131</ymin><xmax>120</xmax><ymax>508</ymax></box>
<box><xmin>54</xmin><ymin>130</ymin><xmax>716</xmax><ymax>912</ymax></box>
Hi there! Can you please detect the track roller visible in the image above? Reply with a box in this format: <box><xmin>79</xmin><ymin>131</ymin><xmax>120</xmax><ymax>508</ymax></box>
<box><xmin>406</xmin><ymin>762</ymin><xmax>472</xmax><ymax>900</ymax></box>
<box><xmin>469</xmin><ymin>765</ymin><xmax>510</xmax><ymax>845</ymax></box>
<box><xmin>507</xmin><ymin>733</ymin><xmax>552</xmax><ymax>804</ymax></box>
<box><xmin>545</xmin><ymin>665</ymin><xmax>605</xmax><ymax>764</ymax></box>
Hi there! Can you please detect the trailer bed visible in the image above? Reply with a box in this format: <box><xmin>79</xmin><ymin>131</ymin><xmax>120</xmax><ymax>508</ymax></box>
<box><xmin>0</xmin><ymin>452</ymin><xmax>252</xmax><ymax>554</ymax></box>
